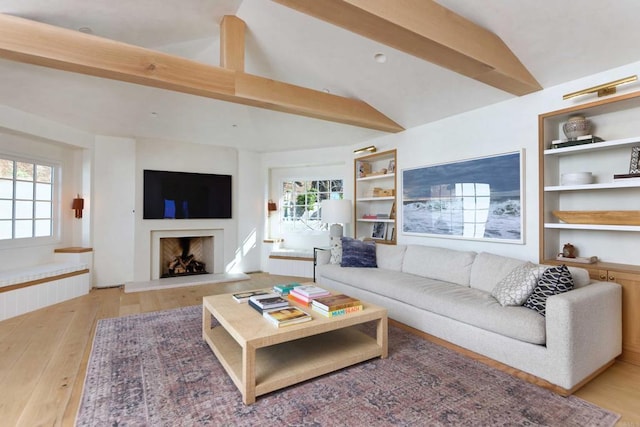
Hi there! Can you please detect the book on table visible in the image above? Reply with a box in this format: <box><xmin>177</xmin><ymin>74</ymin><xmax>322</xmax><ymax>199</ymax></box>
<box><xmin>232</xmin><ymin>289</ymin><xmax>270</xmax><ymax>303</ymax></box>
<box><xmin>291</xmin><ymin>284</ymin><xmax>331</xmax><ymax>298</ymax></box>
<box><xmin>248</xmin><ymin>293</ymin><xmax>289</xmax><ymax>311</ymax></box>
<box><xmin>272</xmin><ymin>282</ymin><xmax>302</xmax><ymax>296</ymax></box>
<box><xmin>287</xmin><ymin>292</ymin><xmax>311</xmax><ymax>306</ymax></box>
<box><xmin>311</xmin><ymin>294</ymin><xmax>361</xmax><ymax>311</ymax></box>
<box><xmin>263</xmin><ymin>306</ymin><xmax>312</xmax><ymax>327</ymax></box>
<box><xmin>288</xmin><ymin>289</ymin><xmax>330</xmax><ymax>304</ymax></box>
<box><xmin>312</xmin><ymin>304</ymin><xmax>364</xmax><ymax>318</ymax></box>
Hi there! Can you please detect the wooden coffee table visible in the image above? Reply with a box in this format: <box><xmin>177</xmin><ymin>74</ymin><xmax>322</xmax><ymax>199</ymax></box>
<box><xmin>202</xmin><ymin>289</ymin><xmax>388</xmax><ymax>404</ymax></box>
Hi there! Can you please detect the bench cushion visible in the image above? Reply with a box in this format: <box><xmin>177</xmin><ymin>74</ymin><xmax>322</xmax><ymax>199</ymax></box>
<box><xmin>0</xmin><ymin>262</ymin><xmax>89</xmax><ymax>288</ymax></box>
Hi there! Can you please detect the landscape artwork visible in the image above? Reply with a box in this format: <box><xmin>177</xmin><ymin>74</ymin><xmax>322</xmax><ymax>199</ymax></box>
<box><xmin>402</xmin><ymin>151</ymin><xmax>523</xmax><ymax>243</ymax></box>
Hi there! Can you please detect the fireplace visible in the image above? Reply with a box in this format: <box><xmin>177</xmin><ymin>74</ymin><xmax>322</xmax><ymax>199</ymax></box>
<box><xmin>160</xmin><ymin>236</ymin><xmax>211</xmax><ymax>278</ymax></box>
<box><xmin>150</xmin><ymin>229</ymin><xmax>224</xmax><ymax>280</ymax></box>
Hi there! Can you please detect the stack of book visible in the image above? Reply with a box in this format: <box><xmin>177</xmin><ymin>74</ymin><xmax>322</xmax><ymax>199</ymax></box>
<box><xmin>550</xmin><ymin>135</ymin><xmax>603</xmax><ymax>149</ymax></box>
<box><xmin>613</xmin><ymin>173</ymin><xmax>640</xmax><ymax>182</ymax></box>
<box><xmin>263</xmin><ymin>306</ymin><xmax>312</xmax><ymax>328</ymax></box>
<box><xmin>288</xmin><ymin>284</ymin><xmax>331</xmax><ymax>306</ymax></box>
<box><xmin>248</xmin><ymin>293</ymin><xmax>289</xmax><ymax>313</ymax></box>
<box><xmin>232</xmin><ymin>289</ymin><xmax>270</xmax><ymax>303</ymax></box>
<box><xmin>272</xmin><ymin>282</ymin><xmax>302</xmax><ymax>296</ymax></box>
<box><xmin>311</xmin><ymin>294</ymin><xmax>363</xmax><ymax>317</ymax></box>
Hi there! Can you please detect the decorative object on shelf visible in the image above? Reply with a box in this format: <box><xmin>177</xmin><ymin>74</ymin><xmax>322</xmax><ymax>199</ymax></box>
<box><xmin>552</xmin><ymin>210</ymin><xmax>640</xmax><ymax>225</ymax></box>
<box><xmin>72</xmin><ymin>194</ymin><xmax>84</xmax><ymax>218</ymax></box>
<box><xmin>267</xmin><ymin>200</ymin><xmax>277</xmax><ymax>212</ymax></box>
<box><xmin>560</xmin><ymin>243</ymin><xmax>577</xmax><ymax>258</ymax></box>
<box><xmin>560</xmin><ymin>172</ymin><xmax>593</xmax><ymax>185</ymax></box>
<box><xmin>388</xmin><ymin>159</ymin><xmax>396</xmax><ymax>173</ymax></box>
<box><xmin>373</xmin><ymin>187</ymin><xmax>394</xmax><ymax>197</ymax></box>
<box><xmin>562</xmin><ymin>116</ymin><xmax>591</xmax><ymax>140</ymax></box>
<box><xmin>389</xmin><ymin>202</ymin><xmax>396</xmax><ymax>219</ymax></box>
<box><xmin>353</xmin><ymin>145</ymin><xmax>376</xmax><ymax>155</ymax></box>
<box><xmin>402</xmin><ymin>151</ymin><xmax>523</xmax><ymax>243</ymax></box>
<box><xmin>371</xmin><ymin>222</ymin><xmax>386</xmax><ymax>239</ymax></box>
<box><xmin>562</xmin><ymin>75</ymin><xmax>638</xmax><ymax>100</ymax></box>
<box><xmin>628</xmin><ymin>146</ymin><xmax>640</xmax><ymax>174</ymax></box>
<box><xmin>357</xmin><ymin>160</ymin><xmax>372</xmax><ymax>178</ymax></box>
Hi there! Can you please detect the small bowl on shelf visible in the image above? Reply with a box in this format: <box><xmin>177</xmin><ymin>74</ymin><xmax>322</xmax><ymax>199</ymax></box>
<box><xmin>561</xmin><ymin>172</ymin><xmax>593</xmax><ymax>185</ymax></box>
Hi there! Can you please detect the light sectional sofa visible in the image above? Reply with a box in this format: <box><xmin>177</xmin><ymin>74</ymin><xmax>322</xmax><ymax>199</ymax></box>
<box><xmin>315</xmin><ymin>243</ymin><xmax>622</xmax><ymax>395</ymax></box>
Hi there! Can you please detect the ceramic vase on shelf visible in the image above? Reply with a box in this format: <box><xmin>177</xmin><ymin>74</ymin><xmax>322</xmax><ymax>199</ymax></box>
<box><xmin>562</xmin><ymin>116</ymin><xmax>592</xmax><ymax>140</ymax></box>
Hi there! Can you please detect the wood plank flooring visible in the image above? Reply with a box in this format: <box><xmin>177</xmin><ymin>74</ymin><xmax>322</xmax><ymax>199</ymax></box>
<box><xmin>0</xmin><ymin>272</ymin><xmax>637</xmax><ymax>426</ymax></box>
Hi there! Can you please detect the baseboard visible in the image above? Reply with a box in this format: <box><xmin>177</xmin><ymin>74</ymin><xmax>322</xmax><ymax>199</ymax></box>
<box><xmin>388</xmin><ymin>318</ymin><xmax>615</xmax><ymax>396</ymax></box>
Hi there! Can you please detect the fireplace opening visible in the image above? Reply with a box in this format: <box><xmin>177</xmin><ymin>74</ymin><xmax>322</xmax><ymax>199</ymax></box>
<box><xmin>160</xmin><ymin>236</ymin><xmax>211</xmax><ymax>278</ymax></box>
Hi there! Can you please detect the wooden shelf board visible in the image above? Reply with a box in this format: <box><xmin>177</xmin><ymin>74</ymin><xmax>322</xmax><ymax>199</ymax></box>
<box><xmin>545</xmin><ymin>181</ymin><xmax>640</xmax><ymax>191</ymax></box>
<box><xmin>544</xmin><ymin>136</ymin><xmax>640</xmax><ymax>156</ymax></box>
<box><xmin>357</xmin><ymin>196</ymin><xmax>395</xmax><ymax>201</ymax></box>
<box><xmin>357</xmin><ymin>218</ymin><xmax>395</xmax><ymax>223</ymax></box>
<box><xmin>544</xmin><ymin>223</ymin><xmax>640</xmax><ymax>231</ymax></box>
<box><xmin>357</xmin><ymin>173</ymin><xmax>395</xmax><ymax>182</ymax></box>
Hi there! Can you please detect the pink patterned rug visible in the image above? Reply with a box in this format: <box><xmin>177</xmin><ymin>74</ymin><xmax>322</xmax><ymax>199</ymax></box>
<box><xmin>76</xmin><ymin>305</ymin><xmax>619</xmax><ymax>426</ymax></box>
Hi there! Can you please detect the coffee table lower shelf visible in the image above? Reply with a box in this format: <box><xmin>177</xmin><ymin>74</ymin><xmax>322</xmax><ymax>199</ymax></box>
<box><xmin>203</xmin><ymin>325</ymin><xmax>383</xmax><ymax>402</ymax></box>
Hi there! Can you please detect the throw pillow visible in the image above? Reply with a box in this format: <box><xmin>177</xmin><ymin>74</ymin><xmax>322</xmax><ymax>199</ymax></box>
<box><xmin>329</xmin><ymin>235</ymin><xmax>342</xmax><ymax>264</ymax></box>
<box><xmin>340</xmin><ymin>237</ymin><xmax>377</xmax><ymax>268</ymax></box>
<box><xmin>524</xmin><ymin>264</ymin><xmax>574</xmax><ymax>316</ymax></box>
<box><xmin>491</xmin><ymin>262</ymin><xmax>540</xmax><ymax>306</ymax></box>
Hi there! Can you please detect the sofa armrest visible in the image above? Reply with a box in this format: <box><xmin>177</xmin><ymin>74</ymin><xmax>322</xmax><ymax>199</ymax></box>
<box><xmin>545</xmin><ymin>281</ymin><xmax>622</xmax><ymax>384</ymax></box>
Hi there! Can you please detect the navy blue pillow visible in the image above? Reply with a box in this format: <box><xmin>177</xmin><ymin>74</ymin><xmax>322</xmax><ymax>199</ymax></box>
<box><xmin>340</xmin><ymin>237</ymin><xmax>377</xmax><ymax>268</ymax></box>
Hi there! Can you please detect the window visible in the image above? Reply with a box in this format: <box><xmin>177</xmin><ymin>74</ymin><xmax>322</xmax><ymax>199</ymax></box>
<box><xmin>280</xmin><ymin>179</ymin><xmax>343</xmax><ymax>232</ymax></box>
<box><xmin>0</xmin><ymin>157</ymin><xmax>54</xmax><ymax>240</ymax></box>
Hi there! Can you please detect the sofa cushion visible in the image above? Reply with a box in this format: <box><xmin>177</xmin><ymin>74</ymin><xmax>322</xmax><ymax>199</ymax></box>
<box><xmin>491</xmin><ymin>262</ymin><xmax>540</xmax><ymax>306</ymax></box>
<box><xmin>524</xmin><ymin>265</ymin><xmax>575</xmax><ymax>316</ymax></box>
<box><xmin>402</xmin><ymin>245</ymin><xmax>476</xmax><ymax>287</ymax></box>
<box><xmin>317</xmin><ymin>264</ymin><xmax>546</xmax><ymax>345</ymax></box>
<box><xmin>376</xmin><ymin>244</ymin><xmax>407</xmax><ymax>272</ymax></box>
<box><xmin>340</xmin><ymin>237</ymin><xmax>377</xmax><ymax>268</ymax></box>
<box><xmin>470</xmin><ymin>252</ymin><xmax>528</xmax><ymax>293</ymax></box>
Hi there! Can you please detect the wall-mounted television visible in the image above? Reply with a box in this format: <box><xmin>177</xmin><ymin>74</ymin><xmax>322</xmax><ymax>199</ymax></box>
<box><xmin>143</xmin><ymin>170</ymin><xmax>232</xmax><ymax>219</ymax></box>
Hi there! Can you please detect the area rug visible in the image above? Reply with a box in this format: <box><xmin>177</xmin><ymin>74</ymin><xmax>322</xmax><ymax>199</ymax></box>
<box><xmin>76</xmin><ymin>306</ymin><xmax>620</xmax><ymax>427</ymax></box>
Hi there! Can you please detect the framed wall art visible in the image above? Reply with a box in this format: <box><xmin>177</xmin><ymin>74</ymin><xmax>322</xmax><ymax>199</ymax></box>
<box><xmin>401</xmin><ymin>150</ymin><xmax>524</xmax><ymax>243</ymax></box>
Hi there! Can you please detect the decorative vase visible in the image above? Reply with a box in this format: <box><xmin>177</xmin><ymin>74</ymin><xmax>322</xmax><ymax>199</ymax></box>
<box><xmin>562</xmin><ymin>116</ymin><xmax>591</xmax><ymax>140</ymax></box>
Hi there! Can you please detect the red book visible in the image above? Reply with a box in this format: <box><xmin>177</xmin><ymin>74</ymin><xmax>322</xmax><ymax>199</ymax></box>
<box><xmin>287</xmin><ymin>292</ymin><xmax>311</xmax><ymax>306</ymax></box>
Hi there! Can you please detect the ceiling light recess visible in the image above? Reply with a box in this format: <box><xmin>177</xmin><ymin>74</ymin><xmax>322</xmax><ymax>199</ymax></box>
<box><xmin>563</xmin><ymin>75</ymin><xmax>638</xmax><ymax>100</ymax></box>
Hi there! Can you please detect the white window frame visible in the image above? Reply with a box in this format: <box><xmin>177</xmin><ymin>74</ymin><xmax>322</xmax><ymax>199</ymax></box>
<box><xmin>0</xmin><ymin>154</ymin><xmax>60</xmax><ymax>248</ymax></box>
<box><xmin>279</xmin><ymin>178</ymin><xmax>344</xmax><ymax>233</ymax></box>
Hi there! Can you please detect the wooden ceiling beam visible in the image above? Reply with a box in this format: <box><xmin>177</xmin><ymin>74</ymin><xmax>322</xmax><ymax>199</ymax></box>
<box><xmin>0</xmin><ymin>13</ymin><xmax>403</xmax><ymax>133</ymax></box>
<box><xmin>220</xmin><ymin>15</ymin><xmax>246</xmax><ymax>72</ymax></box>
<box><xmin>272</xmin><ymin>0</ymin><xmax>542</xmax><ymax>96</ymax></box>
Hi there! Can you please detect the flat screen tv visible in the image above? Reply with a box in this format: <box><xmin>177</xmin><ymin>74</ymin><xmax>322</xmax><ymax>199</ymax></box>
<box><xmin>143</xmin><ymin>170</ymin><xmax>232</xmax><ymax>219</ymax></box>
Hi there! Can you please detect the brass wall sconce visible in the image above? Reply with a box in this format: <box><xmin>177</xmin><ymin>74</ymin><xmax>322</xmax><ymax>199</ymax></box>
<box><xmin>72</xmin><ymin>195</ymin><xmax>84</xmax><ymax>218</ymax></box>
<box><xmin>353</xmin><ymin>145</ymin><xmax>376</xmax><ymax>155</ymax></box>
<box><xmin>563</xmin><ymin>75</ymin><xmax>638</xmax><ymax>100</ymax></box>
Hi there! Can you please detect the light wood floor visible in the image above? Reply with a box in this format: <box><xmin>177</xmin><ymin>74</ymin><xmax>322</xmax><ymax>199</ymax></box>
<box><xmin>0</xmin><ymin>272</ymin><xmax>638</xmax><ymax>426</ymax></box>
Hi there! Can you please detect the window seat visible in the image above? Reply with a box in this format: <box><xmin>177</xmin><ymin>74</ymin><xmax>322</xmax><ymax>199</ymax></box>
<box><xmin>0</xmin><ymin>261</ymin><xmax>91</xmax><ymax>321</ymax></box>
<box><xmin>268</xmin><ymin>248</ymin><xmax>314</xmax><ymax>278</ymax></box>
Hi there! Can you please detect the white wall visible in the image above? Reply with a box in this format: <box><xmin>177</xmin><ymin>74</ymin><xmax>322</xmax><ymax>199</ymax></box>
<box><xmin>0</xmin><ymin>106</ymin><xmax>91</xmax><ymax>271</ymax></box>
<box><xmin>132</xmin><ymin>138</ymin><xmax>239</xmax><ymax>281</ymax></box>
<box><xmin>335</xmin><ymin>61</ymin><xmax>640</xmax><ymax>263</ymax></box>
<box><xmin>92</xmin><ymin>136</ymin><xmax>135</xmax><ymax>287</ymax></box>
<box><xmin>236</xmin><ymin>150</ymin><xmax>262</xmax><ymax>273</ymax></box>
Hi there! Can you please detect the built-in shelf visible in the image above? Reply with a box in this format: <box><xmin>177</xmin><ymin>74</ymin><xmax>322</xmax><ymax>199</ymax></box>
<box><xmin>356</xmin><ymin>196</ymin><xmax>395</xmax><ymax>201</ymax></box>
<box><xmin>354</xmin><ymin>150</ymin><xmax>397</xmax><ymax>243</ymax></box>
<box><xmin>544</xmin><ymin>136</ymin><xmax>640</xmax><ymax>155</ymax></box>
<box><xmin>356</xmin><ymin>173</ymin><xmax>395</xmax><ymax>182</ymax></box>
<box><xmin>544</xmin><ymin>223</ymin><xmax>640</xmax><ymax>231</ymax></box>
<box><xmin>545</xmin><ymin>181</ymin><xmax>640</xmax><ymax>191</ymax></box>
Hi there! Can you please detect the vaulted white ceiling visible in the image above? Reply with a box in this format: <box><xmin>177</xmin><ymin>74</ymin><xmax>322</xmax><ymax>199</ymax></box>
<box><xmin>1</xmin><ymin>0</ymin><xmax>640</xmax><ymax>152</ymax></box>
